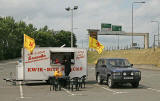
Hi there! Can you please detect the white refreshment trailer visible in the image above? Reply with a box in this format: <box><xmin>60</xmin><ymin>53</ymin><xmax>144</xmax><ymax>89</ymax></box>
<box><xmin>16</xmin><ymin>47</ymin><xmax>87</xmax><ymax>81</ymax></box>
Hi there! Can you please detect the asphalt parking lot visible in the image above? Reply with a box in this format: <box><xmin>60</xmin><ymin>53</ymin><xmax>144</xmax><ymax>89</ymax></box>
<box><xmin>0</xmin><ymin>60</ymin><xmax>160</xmax><ymax>101</ymax></box>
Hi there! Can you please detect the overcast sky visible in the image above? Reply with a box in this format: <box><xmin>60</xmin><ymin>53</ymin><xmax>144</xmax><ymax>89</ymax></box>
<box><xmin>0</xmin><ymin>0</ymin><xmax>160</xmax><ymax>49</ymax></box>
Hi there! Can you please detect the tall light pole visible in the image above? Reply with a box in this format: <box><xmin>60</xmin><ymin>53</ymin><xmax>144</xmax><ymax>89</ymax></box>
<box><xmin>65</xmin><ymin>6</ymin><xmax>78</xmax><ymax>47</ymax></box>
<box><xmin>151</xmin><ymin>21</ymin><xmax>160</xmax><ymax>47</ymax></box>
<box><xmin>132</xmin><ymin>1</ymin><xmax>145</xmax><ymax>47</ymax></box>
<box><xmin>118</xmin><ymin>34</ymin><xmax>119</xmax><ymax>50</ymax></box>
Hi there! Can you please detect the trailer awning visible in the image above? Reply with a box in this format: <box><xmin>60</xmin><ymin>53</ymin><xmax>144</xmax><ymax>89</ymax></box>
<box><xmin>49</xmin><ymin>48</ymin><xmax>75</xmax><ymax>52</ymax></box>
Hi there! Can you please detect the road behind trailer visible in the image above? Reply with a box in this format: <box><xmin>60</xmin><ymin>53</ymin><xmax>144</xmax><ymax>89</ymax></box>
<box><xmin>16</xmin><ymin>47</ymin><xmax>87</xmax><ymax>81</ymax></box>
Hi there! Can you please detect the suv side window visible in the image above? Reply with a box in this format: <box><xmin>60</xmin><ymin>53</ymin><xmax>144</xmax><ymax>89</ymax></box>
<box><xmin>97</xmin><ymin>59</ymin><xmax>102</xmax><ymax>66</ymax></box>
<box><xmin>102</xmin><ymin>59</ymin><xmax>105</xmax><ymax>65</ymax></box>
<box><xmin>104</xmin><ymin>60</ymin><xmax>107</xmax><ymax>65</ymax></box>
<box><xmin>99</xmin><ymin>59</ymin><xmax>105</xmax><ymax>68</ymax></box>
<box><xmin>101</xmin><ymin>59</ymin><xmax>107</xmax><ymax>68</ymax></box>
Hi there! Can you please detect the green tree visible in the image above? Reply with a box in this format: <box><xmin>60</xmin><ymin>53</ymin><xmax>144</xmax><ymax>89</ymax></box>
<box><xmin>0</xmin><ymin>16</ymin><xmax>77</xmax><ymax>60</ymax></box>
<box><xmin>54</xmin><ymin>30</ymin><xmax>77</xmax><ymax>47</ymax></box>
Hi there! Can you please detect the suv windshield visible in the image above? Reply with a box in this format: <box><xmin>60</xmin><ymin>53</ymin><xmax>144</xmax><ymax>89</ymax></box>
<box><xmin>107</xmin><ymin>59</ymin><xmax>131</xmax><ymax>67</ymax></box>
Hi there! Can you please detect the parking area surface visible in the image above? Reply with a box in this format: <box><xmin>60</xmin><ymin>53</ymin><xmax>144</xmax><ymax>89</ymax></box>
<box><xmin>0</xmin><ymin>60</ymin><xmax>160</xmax><ymax>101</ymax></box>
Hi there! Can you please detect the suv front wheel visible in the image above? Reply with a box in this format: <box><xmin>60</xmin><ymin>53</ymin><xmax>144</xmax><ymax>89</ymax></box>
<box><xmin>108</xmin><ymin>76</ymin><xmax>114</xmax><ymax>88</ymax></box>
<box><xmin>97</xmin><ymin>74</ymin><xmax>103</xmax><ymax>84</ymax></box>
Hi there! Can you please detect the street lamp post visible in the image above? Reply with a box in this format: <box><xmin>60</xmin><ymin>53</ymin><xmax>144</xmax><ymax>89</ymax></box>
<box><xmin>151</xmin><ymin>21</ymin><xmax>160</xmax><ymax>47</ymax></box>
<box><xmin>65</xmin><ymin>6</ymin><xmax>78</xmax><ymax>47</ymax></box>
<box><xmin>154</xmin><ymin>35</ymin><xmax>156</xmax><ymax>51</ymax></box>
<box><xmin>132</xmin><ymin>1</ymin><xmax>145</xmax><ymax>47</ymax></box>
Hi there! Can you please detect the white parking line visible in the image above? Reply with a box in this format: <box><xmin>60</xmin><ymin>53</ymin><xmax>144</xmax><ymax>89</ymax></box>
<box><xmin>147</xmin><ymin>88</ymin><xmax>160</xmax><ymax>93</ymax></box>
<box><xmin>17</xmin><ymin>82</ymin><xmax>32</xmax><ymax>99</ymax></box>
<box><xmin>94</xmin><ymin>84</ymin><xmax>128</xmax><ymax>94</ymax></box>
<box><xmin>101</xmin><ymin>87</ymin><xmax>128</xmax><ymax>94</ymax></box>
<box><xmin>62</xmin><ymin>88</ymin><xmax>84</xmax><ymax>96</ymax></box>
<box><xmin>19</xmin><ymin>81</ymin><xmax>24</xmax><ymax>98</ymax></box>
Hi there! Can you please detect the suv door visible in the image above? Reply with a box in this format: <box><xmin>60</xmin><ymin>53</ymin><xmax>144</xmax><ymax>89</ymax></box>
<box><xmin>101</xmin><ymin>59</ymin><xmax>107</xmax><ymax>79</ymax></box>
<box><xmin>103</xmin><ymin>60</ymin><xmax>108</xmax><ymax>79</ymax></box>
<box><xmin>96</xmin><ymin>59</ymin><xmax>102</xmax><ymax>73</ymax></box>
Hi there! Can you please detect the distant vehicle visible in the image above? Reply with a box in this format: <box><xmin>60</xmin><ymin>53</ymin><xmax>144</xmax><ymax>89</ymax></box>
<box><xmin>95</xmin><ymin>58</ymin><xmax>141</xmax><ymax>88</ymax></box>
<box><xmin>129</xmin><ymin>46</ymin><xmax>140</xmax><ymax>49</ymax></box>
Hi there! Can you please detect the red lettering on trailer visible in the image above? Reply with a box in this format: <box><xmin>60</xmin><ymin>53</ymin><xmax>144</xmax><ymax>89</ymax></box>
<box><xmin>27</xmin><ymin>67</ymin><xmax>83</xmax><ymax>72</ymax></box>
<box><xmin>61</xmin><ymin>67</ymin><xmax>64</xmax><ymax>71</ymax></box>
<box><xmin>47</xmin><ymin>68</ymin><xmax>54</xmax><ymax>71</ymax></box>
<box><xmin>72</xmin><ymin>67</ymin><xmax>75</xmax><ymax>71</ymax></box>
<box><xmin>28</xmin><ymin>68</ymin><xmax>31</xmax><ymax>72</ymax></box>
<box><xmin>40</xmin><ymin>68</ymin><xmax>43</xmax><ymax>71</ymax></box>
<box><xmin>76</xmin><ymin>67</ymin><xmax>79</xmax><ymax>71</ymax></box>
<box><xmin>28</xmin><ymin>68</ymin><xmax>43</xmax><ymax>72</ymax></box>
<box><xmin>80</xmin><ymin>67</ymin><xmax>82</xmax><ymax>71</ymax></box>
<box><xmin>71</xmin><ymin>67</ymin><xmax>83</xmax><ymax>71</ymax></box>
<box><xmin>28</xmin><ymin>54</ymin><xmax>46</xmax><ymax>61</ymax></box>
<box><xmin>32</xmin><ymin>68</ymin><xmax>37</xmax><ymax>72</ymax></box>
<box><xmin>27</xmin><ymin>51</ymin><xmax>46</xmax><ymax>56</ymax></box>
<box><xmin>76</xmin><ymin>51</ymin><xmax>85</xmax><ymax>60</ymax></box>
<box><xmin>46</xmin><ymin>67</ymin><xmax>60</xmax><ymax>72</ymax></box>
<box><xmin>25</xmin><ymin>57</ymin><xmax>49</xmax><ymax>63</ymax></box>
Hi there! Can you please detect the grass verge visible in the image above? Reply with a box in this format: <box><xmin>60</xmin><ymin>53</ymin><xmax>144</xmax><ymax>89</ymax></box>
<box><xmin>88</xmin><ymin>48</ymin><xmax>160</xmax><ymax>67</ymax></box>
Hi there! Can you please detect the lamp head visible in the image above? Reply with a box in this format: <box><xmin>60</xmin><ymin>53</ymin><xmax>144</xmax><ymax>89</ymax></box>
<box><xmin>134</xmin><ymin>1</ymin><xmax>145</xmax><ymax>4</ymax></box>
<box><xmin>151</xmin><ymin>20</ymin><xmax>159</xmax><ymax>23</ymax></box>
<box><xmin>65</xmin><ymin>7</ymin><xmax>70</xmax><ymax>11</ymax></box>
<box><xmin>141</xmin><ymin>1</ymin><xmax>145</xmax><ymax>3</ymax></box>
<box><xmin>74</xmin><ymin>6</ymin><xmax>78</xmax><ymax>10</ymax></box>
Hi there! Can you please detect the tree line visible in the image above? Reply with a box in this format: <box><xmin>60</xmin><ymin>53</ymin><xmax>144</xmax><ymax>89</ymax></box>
<box><xmin>0</xmin><ymin>16</ymin><xmax>77</xmax><ymax>60</ymax></box>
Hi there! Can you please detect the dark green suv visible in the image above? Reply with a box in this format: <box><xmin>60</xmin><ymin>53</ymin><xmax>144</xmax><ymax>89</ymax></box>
<box><xmin>95</xmin><ymin>58</ymin><xmax>141</xmax><ymax>88</ymax></box>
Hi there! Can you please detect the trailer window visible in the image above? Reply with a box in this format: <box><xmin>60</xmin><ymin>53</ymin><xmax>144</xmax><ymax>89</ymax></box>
<box><xmin>50</xmin><ymin>52</ymin><xmax>75</xmax><ymax>65</ymax></box>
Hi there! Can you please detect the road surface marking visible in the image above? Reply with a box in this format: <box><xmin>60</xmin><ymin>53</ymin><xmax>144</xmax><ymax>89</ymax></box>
<box><xmin>94</xmin><ymin>84</ymin><xmax>128</xmax><ymax>94</ymax></box>
<box><xmin>147</xmin><ymin>88</ymin><xmax>160</xmax><ymax>93</ymax></box>
<box><xmin>19</xmin><ymin>81</ymin><xmax>24</xmax><ymax>98</ymax></box>
<box><xmin>101</xmin><ymin>87</ymin><xmax>128</xmax><ymax>94</ymax></box>
<box><xmin>62</xmin><ymin>88</ymin><xmax>84</xmax><ymax>96</ymax></box>
<box><xmin>18</xmin><ymin>82</ymin><xmax>32</xmax><ymax>99</ymax></box>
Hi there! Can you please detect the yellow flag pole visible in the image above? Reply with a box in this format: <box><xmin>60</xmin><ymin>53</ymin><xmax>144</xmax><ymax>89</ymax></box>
<box><xmin>23</xmin><ymin>34</ymin><xmax>25</xmax><ymax>81</ymax></box>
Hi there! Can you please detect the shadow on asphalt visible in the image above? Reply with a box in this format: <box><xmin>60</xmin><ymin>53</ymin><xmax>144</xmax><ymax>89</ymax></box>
<box><xmin>24</xmin><ymin>82</ymin><xmax>48</xmax><ymax>86</ymax></box>
<box><xmin>24</xmin><ymin>80</ymin><xmax>97</xmax><ymax>87</ymax></box>
<box><xmin>25</xmin><ymin>80</ymin><xmax>97</xmax><ymax>86</ymax></box>
<box><xmin>99</xmin><ymin>83</ymin><xmax>149</xmax><ymax>89</ymax></box>
<box><xmin>86</xmin><ymin>80</ymin><xmax>96</xmax><ymax>85</ymax></box>
<box><xmin>22</xmin><ymin>80</ymin><xmax>150</xmax><ymax>91</ymax></box>
<box><xmin>112</xmin><ymin>85</ymin><xmax>148</xmax><ymax>89</ymax></box>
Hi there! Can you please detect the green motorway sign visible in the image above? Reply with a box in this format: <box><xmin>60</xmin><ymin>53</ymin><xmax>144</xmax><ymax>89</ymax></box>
<box><xmin>101</xmin><ymin>23</ymin><xmax>111</xmax><ymax>28</ymax></box>
<box><xmin>112</xmin><ymin>25</ymin><xmax>122</xmax><ymax>31</ymax></box>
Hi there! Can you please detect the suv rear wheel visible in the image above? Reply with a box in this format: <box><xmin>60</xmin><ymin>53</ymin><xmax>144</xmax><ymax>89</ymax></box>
<box><xmin>97</xmin><ymin>74</ymin><xmax>103</xmax><ymax>84</ymax></box>
<box><xmin>108</xmin><ymin>76</ymin><xmax>114</xmax><ymax>88</ymax></box>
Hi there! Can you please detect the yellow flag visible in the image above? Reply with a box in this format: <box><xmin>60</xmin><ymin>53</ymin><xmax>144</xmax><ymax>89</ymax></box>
<box><xmin>24</xmin><ymin>34</ymin><xmax>35</xmax><ymax>53</ymax></box>
<box><xmin>89</xmin><ymin>36</ymin><xmax>104</xmax><ymax>54</ymax></box>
